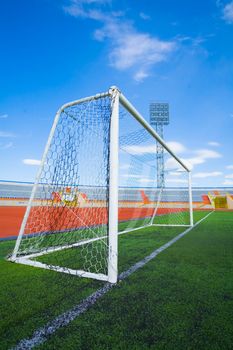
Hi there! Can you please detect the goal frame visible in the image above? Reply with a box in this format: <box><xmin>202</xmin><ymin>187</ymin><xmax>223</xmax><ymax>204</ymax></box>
<box><xmin>9</xmin><ymin>86</ymin><xmax>193</xmax><ymax>284</ymax></box>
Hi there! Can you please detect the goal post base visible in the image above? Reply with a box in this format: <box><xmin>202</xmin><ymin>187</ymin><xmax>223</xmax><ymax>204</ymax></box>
<box><xmin>152</xmin><ymin>224</ymin><xmax>192</xmax><ymax>227</ymax></box>
<box><xmin>9</xmin><ymin>256</ymin><xmax>109</xmax><ymax>282</ymax></box>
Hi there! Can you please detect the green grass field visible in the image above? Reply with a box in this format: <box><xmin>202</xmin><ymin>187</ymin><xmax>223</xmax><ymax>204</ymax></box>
<box><xmin>0</xmin><ymin>210</ymin><xmax>232</xmax><ymax>349</ymax></box>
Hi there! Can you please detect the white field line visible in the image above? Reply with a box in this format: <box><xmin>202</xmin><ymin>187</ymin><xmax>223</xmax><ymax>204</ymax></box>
<box><xmin>12</xmin><ymin>211</ymin><xmax>214</xmax><ymax>350</ymax></box>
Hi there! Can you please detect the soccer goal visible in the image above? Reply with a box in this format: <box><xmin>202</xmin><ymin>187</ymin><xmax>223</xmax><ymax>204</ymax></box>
<box><xmin>9</xmin><ymin>87</ymin><xmax>193</xmax><ymax>283</ymax></box>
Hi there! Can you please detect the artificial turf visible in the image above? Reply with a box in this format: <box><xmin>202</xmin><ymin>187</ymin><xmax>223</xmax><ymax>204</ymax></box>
<box><xmin>0</xmin><ymin>211</ymin><xmax>232</xmax><ymax>349</ymax></box>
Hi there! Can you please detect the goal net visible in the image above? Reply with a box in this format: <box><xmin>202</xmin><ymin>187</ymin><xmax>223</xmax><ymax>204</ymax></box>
<box><xmin>10</xmin><ymin>87</ymin><xmax>193</xmax><ymax>283</ymax></box>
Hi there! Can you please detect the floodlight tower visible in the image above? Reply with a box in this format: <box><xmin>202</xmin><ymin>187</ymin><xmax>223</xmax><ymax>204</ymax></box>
<box><xmin>150</xmin><ymin>102</ymin><xmax>169</xmax><ymax>188</ymax></box>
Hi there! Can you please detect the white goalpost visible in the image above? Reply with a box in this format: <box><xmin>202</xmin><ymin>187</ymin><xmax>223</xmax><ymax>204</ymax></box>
<box><xmin>9</xmin><ymin>86</ymin><xmax>193</xmax><ymax>283</ymax></box>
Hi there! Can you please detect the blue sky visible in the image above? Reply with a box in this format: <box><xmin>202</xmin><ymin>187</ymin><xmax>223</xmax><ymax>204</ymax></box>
<box><xmin>0</xmin><ymin>0</ymin><xmax>233</xmax><ymax>187</ymax></box>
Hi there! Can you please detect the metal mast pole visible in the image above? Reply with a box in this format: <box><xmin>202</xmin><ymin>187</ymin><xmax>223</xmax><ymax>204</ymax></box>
<box><xmin>156</xmin><ymin>123</ymin><xmax>165</xmax><ymax>188</ymax></box>
<box><xmin>150</xmin><ymin>103</ymin><xmax>169</xmax><ymax>188</ymax></box>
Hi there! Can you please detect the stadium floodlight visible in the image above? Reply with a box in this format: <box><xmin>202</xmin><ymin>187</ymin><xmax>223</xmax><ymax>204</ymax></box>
<box><xmin>9</xmin><ymin>87</ymin><xmax>193</xmax><ymax>284</ymax></box>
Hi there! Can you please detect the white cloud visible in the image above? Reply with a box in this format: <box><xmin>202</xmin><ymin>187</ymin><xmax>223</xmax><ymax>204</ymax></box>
<box><xmin>165</xmin><ymin>157</ymin><xmax>179</xmax><ymax>170</ymax></box>
<box><xmin>64</xmin><ymin>0</ymin><xmax>111</xmax><ymax>15</ymax></box>
<box><xmin>195</xmin><ymin>149</ymin><xmax>222</xmax><ymax>159</ymax></box>
<box><xmin>122</xmin><ymin>144</ymin><xmax>156</xmax><ymax>155</ymax></box>
<box><xmin>139</xmin><ymin>12</ymin><xmax>150</xmax><ymax>20</ymax></box>
<box><xmin>165</xmin><ymin>156</ymin><xmax>204</xmax><ymax>172</ymax></box>
<box><xmin>223</xmin><ymin>180</ymin><xmax>233</xmax><ymax>185</ymax></box>
<box><xmin>165</xmin><ymin>148</ymin><xmax>222</xmax><ymax>172</ymax></box>
<box><xmin>165</xmin><ymin>157</ymin><xmax>186</xmax><ymax>171</ymax></box>
<box><xmin>225</xmin><ymin>173</ymin><xmax>233</xmax><ymax>179</ymax></box>
<box><xmin>64</xmin><ymin>1</ymin><xmax>120</xmax><ymax>22</ymax></box>
<box><xmin>134</xmin><ymin>70</ymin><xmax>149</xmax><ymax>82</ymax></box>
<box><xmin>169</xmin><ymin>171</ymin><xmax>182</xmax><ymax>176</ymax></box>
<box><xmin>123</xmin><ymin>143</ymin><xmax>221</xmax><ymax>173</ymax></box>
<box><xmin>182</xmin><ymin>149</ymin><xmax>222</xmax><ymax>170</ymax></box>
<box><xmin>193</xmin><ymin>171</ymin><xmax>223</xmax><ymax>178</ymax></box>
<box><xmin>175</xmin><ymin>34</ymin><xmax>210</xmax><ymax>53</ymax></box>
<box><xmin>226</xmin><ymin>165</ymin><xmax>233</xmax><ymax>169</ymax></box>
<box><xmin>64</xmin><ymin>0</ymin><xmax>176</xmax><ymax>81</ymax></box>
<box><xmin>0</xmin><ymin>131</ymin><xmax>15</xmax><ymax>138</ymax></box>
<box><xmin>185</xmin><ymin>157</ymin><xmax>205</xmax><ymax>168</ymax></box>
<box><xmin>23</xmin><ymin>159</ymin><xmax>41</xmax><ymax>166</ymax></box>
<box><xmin>94</xmin><ymin>22</ymin><xmax>176</xmax><ymax>83</ymax></box>
<box><xmin>223</xmin><ymin>1</ymin><xmax>233</xmax><ymax>23</ymax></box>
<box><xmin>123</xmin><ymin>141</ymin><xmax>186</xmax><ymax>157</ymax></box>
<box><xmin>137</xmin><ymin>178</ymin><xmax>156</xmax><ymax>183</ymax></box>
<box><xmin>208</xmin><ymin>141</ymin><xmax>220</xmax><ymax>147</ymax></box>
<box><xmin>166</xmin><ymin>141</ymin><xmax>186</xmax><ymax>154</ymax></box>
<box><xmin>0</xmin><ymin>114</ymin><xmax>8</xmax><ymax>119</ymax></box>
<box><xmin>108</xmin><ymin>29</ymin><xmax>175</xmax><ymax>77</ymax></box>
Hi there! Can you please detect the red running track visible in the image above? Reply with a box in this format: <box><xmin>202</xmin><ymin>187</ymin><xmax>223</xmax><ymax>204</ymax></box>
<box><xmin>0</xmin><ymin>206</ymin><xmax>186</xmax><ymax>239</ymax></box>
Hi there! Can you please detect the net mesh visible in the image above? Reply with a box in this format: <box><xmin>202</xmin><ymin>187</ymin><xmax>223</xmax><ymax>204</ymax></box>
<box><xmin>15</xmin><ymin>96</ymin><xmax>111</xmax><ymax>277</ymax></box>
<box><xmin>118</xmin><ymin>102</ymin><xmax>191</xmax><ymax>233</ymax></box>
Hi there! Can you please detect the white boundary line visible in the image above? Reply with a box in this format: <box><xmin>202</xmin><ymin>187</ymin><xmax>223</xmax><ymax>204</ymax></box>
<box><xmin>12</xmin><ymin>211</ymin><xmax>214</xmax><ymax>350</ymax></box>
